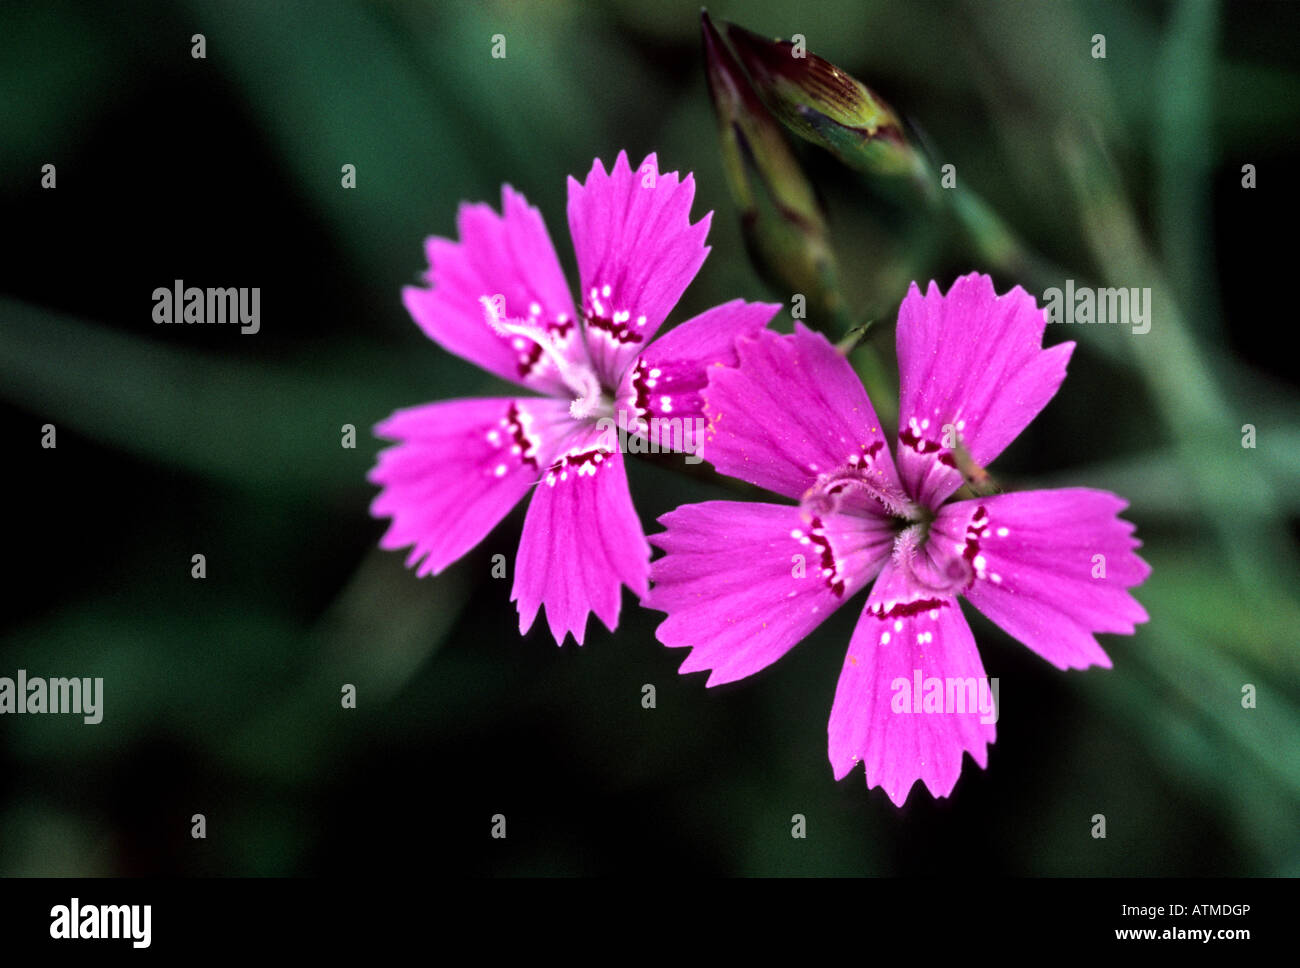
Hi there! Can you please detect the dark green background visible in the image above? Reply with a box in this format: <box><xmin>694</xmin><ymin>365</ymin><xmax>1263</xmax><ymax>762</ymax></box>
<box><xmin>1</xmin><ymin>0</ymin><xmax>1297</xmax><ymax>875</ymax></box>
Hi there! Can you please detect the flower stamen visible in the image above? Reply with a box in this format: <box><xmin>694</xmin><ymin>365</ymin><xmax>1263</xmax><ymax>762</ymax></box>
<box><xmin>800</xmin><ymin>457</ymin><xmax>922</xmax><ymax>522</ymax></box>
<box><xmin>893</xmin><ymin>523</ymin><xmax>973</xmax><ymax>595</ymax></box>
<box><xmin>481</xmin><ymin>296</ymin><xmax>603</xmax><ymax>419</ymax></box>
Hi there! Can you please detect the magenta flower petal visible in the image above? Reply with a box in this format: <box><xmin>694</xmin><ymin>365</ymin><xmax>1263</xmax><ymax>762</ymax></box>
<box><xmin>648</xmin><ymin>500</ymin><xmax>894</xmax><ymax>685</ymax></box>
<box><xmin>827</xmin><ymin>559</ymin><xmax>996</xmax><ymax>806</ymax></box>
<box><xmin>369</xmin><ymin>397</ymin><xmax>573</xmax><ymax>577</ymax></box>
<box><xmin>703</xmin><ymin>325</ymin><xmax>904</xmax><ymax>502</ymax></box>
<box><xmin>938</xmin><ymin>489</ymin><xmax>1151</xmax><ymax>671</ymax></box>
<box><xmin>620</xmin><ymin>298</ymin><xmax>780</xmax><ymax>427</ymax></box>
<box><xmin>512</xmin><ymin>428</ymin><xmax>650</xmax><ymax>645</ymax></box>
<box><xmin>896</xmin><ymin>273</ymin><xmax>1074</xmax><ymax>509</ymax></box>
<box><xmin>566</xmin><ymin>151</ymin><xmax>712</xmax><ymax>383</ymax></box>
<box><xmin>376</xmin><ymin>152</ymin><xmax>779</xmax><ymax>645</ymax></box>
<box><xmin>645</xmin><ymin>272</ymin><xmax>1149</xmax><ymax>803</ymax></box>
<box><xmin>404</xmin><ymin>186</ymin><xmax>581</xmax><ymax>396</ymax></box>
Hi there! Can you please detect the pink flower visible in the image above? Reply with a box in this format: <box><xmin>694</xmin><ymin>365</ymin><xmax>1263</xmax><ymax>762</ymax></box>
<box><xmin>369</xmin><ymin>151</ymin><xmax>780</xmax><ymax>645</ymax></box>
<box><xmin>646</xmin><ymin>272</ymin><xmax>1150</xmax><ymax>805</ymax></box>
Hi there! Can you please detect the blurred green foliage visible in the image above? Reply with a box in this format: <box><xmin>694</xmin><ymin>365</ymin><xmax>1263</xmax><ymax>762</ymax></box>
<box><xmin>1</xmin><ymin>0</ymin><xmax>1297</xmax><ymax>876</ymax></box>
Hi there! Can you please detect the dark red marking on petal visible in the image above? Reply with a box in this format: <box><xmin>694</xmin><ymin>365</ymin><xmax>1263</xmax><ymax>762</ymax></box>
<box><xmin>516</xmin><ymin>316</ymin><xmax>576</xmax><ymax>379</ymax></box>
<box><xmin>806</xmin><ymin>515</ymin><xmax>846</xmax><ymax>598</ymax></box>
<box><xmin>962</xmin><ymin>505</ymin><xmax>990</xmax><ymax>564</ymax></box>
<box><xmin>556</xmin><ymin>449</ymin><xmax>605</xmax><ymax>471</ymax></box>
<box><xmin>898</xmin><ymin>426</ymin><xmax>941</xmax><ymax>454</ymax></box>
<box><xmin>586</xmin><ymin>311</ymin><xmax>645</xmax><ymax>346</ymax></box>
<box><xmin>505</xmin><ymin>403</ymin><xmax>539</xmax><ymax>471</ymax></box>
<box><xmin>900</xmin><ymin>425</ymin><xmax>962</xmax><ymax>473</ymax></box>
<box><xmin>630</xmin><ymin>358</ymin><xmax>652</xmax><ymax>419</ymax></box>
<box><xmin>517</xmin><ymin>342</ymin><xmax>545</xmax><ymax>378</ymax></box>
<box><xmin>541</xmin><ymin>446</ymin><xmax>614</xmax><ymax>486</ymax></box>
<box><xmin>869</xmin><ymin>597</ymin><xmax>950</xmax><ymax>619</ymax></box>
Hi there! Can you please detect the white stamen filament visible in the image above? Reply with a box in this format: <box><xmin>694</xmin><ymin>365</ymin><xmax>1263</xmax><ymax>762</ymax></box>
<box><xmin>480</xmin><ymin>296</ymin><xmax>602</xmax><ymax>419</ymax></box>
<box><xmin>893</xmin><ymin>524</ymin><xmax>971</xmax><ymax>594</ymax></box>
<box><xmin>800</xmin><ymin>469</ymin><xmax>921</xmax><ymax>522</ymax></box>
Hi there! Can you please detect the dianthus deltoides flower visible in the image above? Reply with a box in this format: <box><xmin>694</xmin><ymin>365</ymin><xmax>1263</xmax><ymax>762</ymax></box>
<box><xmin>370</xmin><ymin>151</ymin><xmax>779</xmax><ymax>645</ymax></box>
<box><xmin>647</xmin><ymin>273</ymin><xmax>1150</xmax><ymax>805</ymax></box>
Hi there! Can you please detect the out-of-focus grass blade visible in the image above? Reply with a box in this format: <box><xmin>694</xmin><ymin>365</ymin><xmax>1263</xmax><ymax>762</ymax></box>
<box><xmin>400</xmin><ymin>0</ymin><xmax>628</xmax><ymax>185</ymax></box>
<box><xmin>0</xmin><ymin>298</ymin><xmax>479</xmax><ymax>494</ymax></box>
<box><xmin>179</xmin><ymin>0</ymin><xmax>475</xmax><ymax>285</ymax></box>
<box><xmin>1058</xmin><ymin>128</ymin><xmax>1300</xmax><ymax>597</ymax></box>
<box><xmin>1038</xmin><ymin>421</ymin><xmax>1300</xmax><ymax>519</ymax></box>
<box><xmin>220</xmin><ymin>549</ymin><xmax>468</xmax><ymax>785</ymax></box>
<box><xmin>1155</xmin><ymin>0</ymin><xmax>1221</xmax><ymax>341</ymax></box>
<box><xmin>1090</xmin><ymin>546</ymin><xmax>1300</xmax><ymax>872</ymax></box>
<box><xmin>0</xmin><ymin>1</ymin><xmax>124</xmax><ymax>174</ymax></box>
